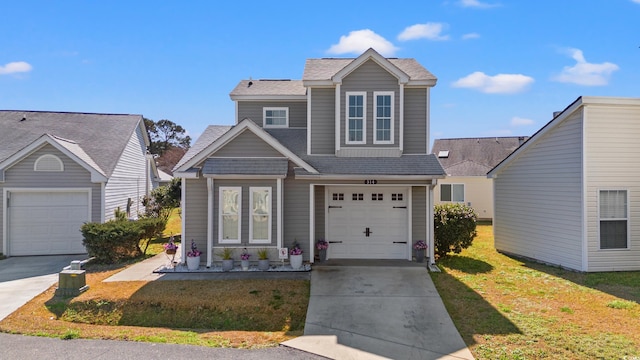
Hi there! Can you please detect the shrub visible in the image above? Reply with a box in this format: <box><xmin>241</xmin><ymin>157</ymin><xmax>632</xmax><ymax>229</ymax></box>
<box><xmin>433</xmin><ymin>203</ymin><xmax>478</xmax><ymax>258</ymax></box>
<box><xmin>141</xmin><ymin>178</ymin><xmax>181</xmax><ymax>222</ymax></box>
<box><xmin>137</xmin><ymin>216</ymin><xmax>167</xmax><ymax>255</ymax></box>
<box><xmin>81</xmin><ymin>220</ymin><xmax>144</xmax><ymax>263</ymax></box>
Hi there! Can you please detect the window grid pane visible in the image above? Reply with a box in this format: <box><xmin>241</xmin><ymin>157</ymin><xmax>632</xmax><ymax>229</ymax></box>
<box><xmin>348</xmin><ymin>95</ymin><xmax>364</xmax><ymax>142</ymax></box>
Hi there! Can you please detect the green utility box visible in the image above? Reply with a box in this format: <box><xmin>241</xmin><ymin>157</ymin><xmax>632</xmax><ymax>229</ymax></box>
<box><xmin>55</xmin><ymin>269</ymin><xmax>89</xmax><ymax>296</ymax></box>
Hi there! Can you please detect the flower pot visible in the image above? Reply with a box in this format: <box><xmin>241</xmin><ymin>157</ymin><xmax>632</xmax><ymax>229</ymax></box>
<box><xmin>165</xmin><ymin>249</ymin><xmax>176</xmax><ymax>255</ymax></box>
<box><xmin>222</xmin><ymin>259</ymin><xmax>234</xmax><ymax>272</ymax></box>
<box><xmin>186</xmin><ymin>255</ymin><xmax>200</xmax><ymax>270</ymax></box>
<box><xmin>241</xmin><ymin>259</ymin><xmax>250</xmax><ymax>271</ymax></box>
<box><xmin>290</xmin><ymin>254</ymin><xmax>303</xmax><ymax>270</ymax></box>
<box><xmin>318</xmin><ymin>249</ymin><xmax>327</xmax><ymax>262</ymax></box>
<box><xmin>258</xmin><ymin>259</ymin><xmax>270</xmax><ymax>271</ymax></box>
<box><xmin>415</xmin><ymin>251</ymin><xmax>425</xmax><ymax>263</ymax></box>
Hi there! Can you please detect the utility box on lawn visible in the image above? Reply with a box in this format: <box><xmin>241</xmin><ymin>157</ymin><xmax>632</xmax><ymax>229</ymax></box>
<box><xmin>56</xmin><ymin>269</ymin><xmax>88</xmax><ymax>297</ymax></box>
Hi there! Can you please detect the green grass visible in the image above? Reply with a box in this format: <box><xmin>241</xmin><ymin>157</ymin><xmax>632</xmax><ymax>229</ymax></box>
<box><xmin>431</xmin><ymin>224</ymin><xmax>640</xmax><ymax>360</ymax></box>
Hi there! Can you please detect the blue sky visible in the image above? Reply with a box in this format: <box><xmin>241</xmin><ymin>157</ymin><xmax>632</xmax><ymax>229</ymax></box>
<box><xmin>2</xmin><ymin>0</ymin><xmax>639</xmax><ymax>146</ymax></box>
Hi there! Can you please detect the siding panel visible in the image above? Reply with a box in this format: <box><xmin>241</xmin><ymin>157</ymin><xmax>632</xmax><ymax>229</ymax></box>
<box><xmin>310</xmin><ymin>88</ymin><xmax>335</xmax><ymax>154</ymax></box>
<box><xmin>404</xmin><ymin>88</ymin><xmax>428</xmax><ymax>154</ymax></box>
<box><xmin>213</xmin><ymin>130</ymin><xmax>282</xmax><ymax>157</ymax></box>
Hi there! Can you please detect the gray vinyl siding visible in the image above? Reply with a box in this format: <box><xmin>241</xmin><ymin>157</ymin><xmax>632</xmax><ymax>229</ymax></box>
<box><xmin>412</xmin><ymin>186</ymin><xmax>427</xmax><ymax>243</ymax></box>
<box><xmin>237</xmin><ymin>101</ymin><xmax>307</xmax><ymax>128</ymax></box>
<box><xmin>104</xmin><ymin>126</ymin><xmax>148</xmax><ymax>220</ymax></box>
<box><xmin>404</xmin><ymin>88</ymin><xmax>428</xmax><ymax>154</ymax></box>
<box><xmin>584</xmin><ymin>105</ymin><xmax>640</xmax><ymax>271</ymax></box>
<box><xmin>314</xmin><ymin>185</ymin><xmax>325</xmax><ymax>242</ymax></box>
<box><xmin>494</xmin><ymin>111</ymin><xmax>584</xmax><ymax>271</ymax></box>
<box><xmin>0</xmin><ymin>145</ymin><xmax>102</xmax><ymax>246</ymax></box>
<box><xmin>213</xmin><ymin>130</ymin><xmax>282</xmax><ymax>157</ymax></box>
<box><xmin>283</xmin><ymin>163</ymin><xmax>312</xmax><ymax>258</ymax></box>
<box><xmin>309</xmin><ymin>88</ymin><xmax>335</xmax><ymax>154</ymax></box>
<box><xmin>183</xmin><ymin>177</ymin><xmax>209</xmax><ymax>262</ymax></box>
<box><xmin>340</xmin><ymin>60</ymin><xmax>400</xmax><ymax>148</ymax></box>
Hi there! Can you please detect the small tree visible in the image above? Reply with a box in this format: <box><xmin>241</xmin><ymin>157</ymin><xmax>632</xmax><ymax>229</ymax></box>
<box><xmin>141</xmin><ymin>178</ymin><xmax>181</xmax><ymax>223</ymax></box>
<box><xmin>433</xmin><ymin>203</ymin><xmax>478</xmax><ymax>258</ymax></box>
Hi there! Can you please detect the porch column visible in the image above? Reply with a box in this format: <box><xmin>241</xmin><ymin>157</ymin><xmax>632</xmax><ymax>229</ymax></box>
<box><xmin>428</xmin><ymin>183</ymin><xmax>436</xmax><ymax>266</ymax></box>
<box><xmin>207</xmin><ymin>177</ymin><xmax>214</xmax><ymax>268</ymax></box>
<box><xmin>309</xmin><ymin>184</ymin><xmax>315</xmax><ymax>263</ymax></box>
<box><xmin>277</xmin><ymin>178</ymin><xmax>283</xmax><ymax>249</ymax></box>
<box><xmin>181</xmin><ymin>178</ymin><xmax>187</xmax><ymax>263</ymax></box>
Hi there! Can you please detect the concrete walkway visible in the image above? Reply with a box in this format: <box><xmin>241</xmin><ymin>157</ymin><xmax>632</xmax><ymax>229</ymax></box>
<box><xmin>282</xmin><ymin>266</ymin><xmax>474</xmax><ymax>360</ymax></box>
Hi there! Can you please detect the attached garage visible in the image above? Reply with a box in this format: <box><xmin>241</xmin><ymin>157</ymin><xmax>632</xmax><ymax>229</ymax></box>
<box><xmin>6</xmin><ymin>190</ymin><xmax>90</xmax><ymax>256</ymax></box>
<box><xmin>326</xmin><ymin>187</ymin><xmax>409</xmax><ymax>259</ymax></box>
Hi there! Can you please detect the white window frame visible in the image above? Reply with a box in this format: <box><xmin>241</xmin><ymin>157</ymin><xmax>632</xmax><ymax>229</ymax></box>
<box><xmin>373</xmin><ymin>91</ymin><xmax>394</xmax><ymax>144</ymax></box>
<box><xmin>440</xmin><ymin>183</ymin><xmax>465</xmax><ymax>202</ymax></box>
<box><xmin>263</xmin><ymin>107</ymin><xmax>289</xmax><ymax>128</ymax></box>
<box><xmin>34</xmin><ymin>154</ymin><xmax>64</xmax><ymax>172</ymax></box>
<box><xmin>598</xmin><ymin>189</ymin><xmax>630</xmax><ymax>250</ymax></box>
<box><xmin>345</xmin><ymin>91</ymin><xmax>366</xmax><ymax>145</ymax></box>
<box><xmin>219</xmin><ymin>186</ymin><xmax>242</xmax><ymax>244</ymax></box>
<box><xmin>249</xmin><ymin>186</ymin><xmax>272</xmax><ymax>244</ymax></box>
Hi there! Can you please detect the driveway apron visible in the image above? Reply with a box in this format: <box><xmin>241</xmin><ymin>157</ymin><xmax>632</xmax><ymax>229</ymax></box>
<box><xmin>283</xmin><ymin>266</ymin><xmax>474</xmax><ymax>360</ymax></box>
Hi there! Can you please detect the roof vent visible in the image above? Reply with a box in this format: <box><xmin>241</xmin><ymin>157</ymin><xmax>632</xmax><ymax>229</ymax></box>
<box><xmin>438</xmin><ymin>150</ymin><xmax>449</xmax><ymax>158</ymax></box>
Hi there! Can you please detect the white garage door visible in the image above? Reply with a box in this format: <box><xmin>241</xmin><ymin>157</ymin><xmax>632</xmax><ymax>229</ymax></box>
<box><xmin>8</xmin><ymin>191</ymin><xmax>89</xmax><ymax>256</ymax></box>
<box><xmin>327</xmin><ymin>187</ymin><xmax>409</xmax><ymax>259</ymax></box>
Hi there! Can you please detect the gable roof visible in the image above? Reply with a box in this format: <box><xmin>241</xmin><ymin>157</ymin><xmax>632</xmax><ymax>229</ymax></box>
<box><xmin>431</xmin><ymin>136</ymin><xmax>528</xmax><ymax>176</ymax></box>
<box><xmin>303</xmin><ymin>48</ymin><xmax>437</xmax><ymax>86</ymax></box>
<box><xmin>229</xmin><ymin>80</ymin><xmax>306</xmax><ymax>100</ymax></box>
<box><xmin>0</xmin><ymin>110</ymin><xmax>145</xmax><ymax>178</ymax></box>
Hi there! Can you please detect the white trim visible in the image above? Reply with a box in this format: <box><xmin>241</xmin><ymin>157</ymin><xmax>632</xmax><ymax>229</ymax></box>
<box><xmin>581</xmin><ymin>106</ymin><xmax>588</xmax><ymax>271</ymax></box>
<box><xmin>100</xmin><ymin>182</ymin><xmax>105</xmax><ymax>222</ymax></box>
<box><xmin>249</xmin><ymin>187</ymin><xmax>272</xmax><ymax>244</ymax></box>
<box><xmin>181</xmin><ymin>177</ymin><xmax>187</xmax><ymax>262</ymax></box>
<box><xmin>407</xmin><ymin>186</ymin><xmax>413</xmax><ymax>261</ymax></box>
<box><xmin>174</xmin><ymin>170</ymin><xmax>200</xmax><ymax>179</ymax></box>
<box><xmin>296</xmin><ymin>174</ymin><xmax>443</xmax><ymax>181</ymax></box>
<box><xmin>440</xmin><ymin>183</ymin><xmax>465</xmax><ymax>202</ymax></box>
<box><xmin>373</xmin><ymin>91</ymin><xmax>394</xmax><ymax>145</ymax></box>
<box><xmin>426</xmin><ymin>88</ymin><xmax>430</xmax><ymax>153</ymax></box>
<box><xmin>345</xmin><ymin>91</ymin><xmax>367</xmax><ymax>145</ymax></box>
<box><xmin>428</xmin><ymin>184</ymin><xmax>435</xmax><ymax>265</ymax></box>
<box><xmin>332</xmin><ymin>48</ymin><xmax>410</xmax><ymax>84</ymax></box>
<box><xmin>335</xmin><ymin>84</ymin><xmax>341</xmax><ymax>152</ymax></box>
<box><xmin>230</xmin><ymin>95</ymin><xmax>307</xmax><ymax>101</ymax></box>
<box><xmin>3</xmin><ymin>187</ymin><xmax>92</xmax><ymax>256</ymax></box>
<box><xmin>207</xmin><ymin>178</ymin><xmax>214</xmax><ymax>268</ymax></box>
<box><xmin>174</xmin><ymin>119</ymin><xmax>317</xmax><ymax>174</ymax></box>
<box><xmin>219</xmin><ymin>186</ymin><xmax>242</xmax><ymax>244</ymax></box>
<box><xmin>204</xmin><ymin>174</ymin><xmax>286</xmax><ymax>180</ymax></box>
<box><xmin>309</xmin><ymin>184</ymin><xmax>315</xmax><ymax>263</ymax></box>
<box><xmin>263</xmin><ymin>107</ymin><xmax>289</xmax><ymax>128</ymax></box>
<box><xmin>34</xmin><ymin>154</ymin><xmax>64</xmax><ymax>172</ymax></box>
<box><xmin>307</xmin><ymin>88</ymin><xmax>312</xmax><ymax>155</ymax></box>
<box><xmin>597</xmin><ymin>188</ymin><xmax>630</xmax><ymax>250</ymax></box>
<box><xmin>399</xmin><ymin>84</ymin><xmax>404</xmax><ymax>151</ymax></box>
<box><xmin>277</xmin><ymin>178</ymin><xmax>283</xmax><ymax>249</ymax></box>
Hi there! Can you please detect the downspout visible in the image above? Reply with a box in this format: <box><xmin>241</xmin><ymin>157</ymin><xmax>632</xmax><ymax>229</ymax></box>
<box><xmin>207</xmin><ymin>177</ymin><xmax>214</xmax><ymax>268</ymax></box>
<box><xmin>181</xmin><ymin>177</ymin><xmax>187</xmax><ymax>264</ymax></box>
<box><xmin>428</xmin><ymin>182</ymin><xmax>437</xmax><ymax>269</ymax></box>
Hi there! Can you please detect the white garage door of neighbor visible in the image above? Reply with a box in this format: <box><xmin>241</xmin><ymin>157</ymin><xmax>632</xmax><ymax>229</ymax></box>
<box><xmin>8</xmin><ymin>191</ymin><xmax>89</xmax><ymax>256</ymax></box>
<box><xmin>327</xmin><ymin>187</ymin><xmax>409</xmax><ymax>259</ymax></box>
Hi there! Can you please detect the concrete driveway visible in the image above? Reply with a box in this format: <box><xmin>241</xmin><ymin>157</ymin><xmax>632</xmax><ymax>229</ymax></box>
<box><xmin>283</xmin><ymin>266</ymin><xmax>474</xmax><ymax>360</ymax></box>
<box><xmin>0</xmin><ymin>255</ymin><xmax>81</xmax><ymax>320</ymax></box>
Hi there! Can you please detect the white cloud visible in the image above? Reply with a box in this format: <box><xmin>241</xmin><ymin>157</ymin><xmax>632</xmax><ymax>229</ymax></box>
<box><xmin>327</xmin><ymin>29</ymin><xmax>398</xmax><ymax>57</ymax></box>
<box><xmin>511</xmin><ymin>117</ymin><xmax>534</xmax><ymax>126</ymax></box>
<box><xmin>0</xmin><ymin>61</ymin><xmax>32</xmax><ymax>75</ymax></box>
<box><xmin>398</xmin><ymin>23</ymin><xmax>449</xmax><ymax>41</ymax></box>
<box><xmin>552</xmin><ymin>48</ymin><xmax>619</xmax><ymax>86</ymax></box>
<box><xmin>462</xmin><ymin>33</ymin><xmax>480</xmax><ymax>40</ymax></box>
<box><xmin>632</xmin><ymin>0</ymin><xmax>640</xmax><ymax>4</ymax></box>
<box><xmin>452</xmin><ymin>71</ymin><xmax>534</xmax><ymax>94</ymax></box>
<box><xmin>459</xmin><ymin>0</ymin><xmax>500</xmax><ymax>8</ymax></box>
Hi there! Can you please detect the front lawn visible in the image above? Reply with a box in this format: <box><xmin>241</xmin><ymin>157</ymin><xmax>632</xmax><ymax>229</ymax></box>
<box><xmin>431</xmin><ymin>224</ymin><xmax>640</xmax><ymax>359</ymax></box>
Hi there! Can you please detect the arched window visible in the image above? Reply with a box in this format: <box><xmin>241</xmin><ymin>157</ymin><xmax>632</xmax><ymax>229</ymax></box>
<box><xmin>34</xmin><ymin>154</ymin><xmax>64</xmax><ymax>172</ymax></box>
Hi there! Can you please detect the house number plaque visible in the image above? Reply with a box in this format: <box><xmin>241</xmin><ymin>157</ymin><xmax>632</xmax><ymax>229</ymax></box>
<box><xmin>364</xmin><ymin>180</ymin><xmax>378</xmax><ymax>184</ymax></box>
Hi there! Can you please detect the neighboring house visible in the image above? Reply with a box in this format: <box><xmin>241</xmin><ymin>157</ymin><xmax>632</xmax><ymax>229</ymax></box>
<box><xmin>157</xmin><ymin>169</ymin><xmax>173</xmax><ymax>187</ymax></box>
<box><xmin>431</xmin><ymin>136</ymin><xmax>527</xmax><ymax>221</ymax></box>
<box><xmin>174</xmin><ymin>48</ymin><xmax>445</xmax><ymax>266</ymax></box>
<box><xmin>488</xmin><ymin>96</ymin><xmax>640</xmax><ymax>272</ymax></box>
<box><xmin>148</xmin><ymin>158</ymin><xmax>174</xmax><ymax>189</ymax></box>
<box><xmin>0</xmin><ymin>111</ymin><xmax>157</xmax><ymax>256</ymax></box>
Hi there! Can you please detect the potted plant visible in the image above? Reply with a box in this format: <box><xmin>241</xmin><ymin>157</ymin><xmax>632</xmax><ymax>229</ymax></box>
<box><xmin>316</xmin><ymin>238</ymin><xmax>328</xmax><ymax>262</ymax></box>
<box><xmin>289</xmin><ymin>242</ymin><xmax>303</xmax><ymax>270</ymax></box>
<box><xmin>240</xmin><ymin>248</ymin><xmax>251</xmax><ymax>271</ymax></box>
<box><xmin>413</xmin><ymin>240</ymin><xmax>427</xmax><ymax>263</ymax></box>
<box><xmin>163</xmin><ymin>236</ymin><xmax>178</xmax><ymax>255</ymax></box>
<box><xmin>217</xmin><ymin>248</ymin><xmax>234</xmax><ymax>271</ymax></box>
<box><xmin>186</xmin><ymin>240</ymin><xmax>202</xmax><ymax>270</ymax></box>
<box><xmin>257</xmin><ymin>248</ymin><xmax>270</xmax><ymax>271</ymax></box>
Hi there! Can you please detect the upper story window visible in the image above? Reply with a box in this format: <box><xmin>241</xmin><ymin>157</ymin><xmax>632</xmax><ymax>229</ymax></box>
<box><xmin>599</xmin><ymin>189</ymin><xmax>629</xmax><ymax>249</ymax></box>
<box><xmin>374</xmin><ymin>92</ymin><xmax>394</xmax><ymax>144</ymax></box>
<box><xmin>441</xmin><ymin>184</ymin><xmax>464</xmax><ymax>202</ymax></box>
<box><xmin>263</xmin><ymin>107</ymin><xmax>288</xmax><ymax>128</ymax></box>
<box><xmin>34</xmin><ymin>154</ymin><xmax>64</xmax><ymax>172</ymax></box>
<box><xmin>346</xmin><ymin>92</ymin><xmax>366</xmax><ymax>144</ymax></box>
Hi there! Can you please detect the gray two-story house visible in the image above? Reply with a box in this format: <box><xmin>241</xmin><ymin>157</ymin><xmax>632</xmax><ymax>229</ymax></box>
<box><xmin>174</xmin><ymin>48</ymin><xmax>445</xmax><ymax>267</ymax></box>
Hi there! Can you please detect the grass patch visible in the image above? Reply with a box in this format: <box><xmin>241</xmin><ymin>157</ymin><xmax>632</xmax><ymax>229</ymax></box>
<box><xmin>0</xmin><ymin>261</ymin><xmax>309</xmax><ymax>348</ymax></box>
<box><xmin>431</xmin><ymin>224</ymin><xmax>640</xmax><ymax>359</ymax></box>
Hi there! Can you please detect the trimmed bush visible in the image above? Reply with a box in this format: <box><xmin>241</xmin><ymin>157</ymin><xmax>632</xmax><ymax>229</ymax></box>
<box><xmin>434</xmin><ymin>203</ymin><xmax>478</xmax><ymax>258</ymax></box>
<box><xmin>81</xmin><ymin>220</ymin><xmax>144</xmax><ymax>263</ymax></box>
<box><xmin>138</xmin><ymin>216</ymin><xmax>167</xmax><ymax>255</ymax></box>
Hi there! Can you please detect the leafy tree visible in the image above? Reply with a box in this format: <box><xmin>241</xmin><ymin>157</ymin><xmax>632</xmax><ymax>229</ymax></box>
<box><xmin>144</xmin><ymin>118</ymin><xmax>191</xmax><ymax>156</ymax></box>
<box><xmin>141</xmin><ymin>177</ymin><xmax>181</xmax><ymax>222</ymax></box>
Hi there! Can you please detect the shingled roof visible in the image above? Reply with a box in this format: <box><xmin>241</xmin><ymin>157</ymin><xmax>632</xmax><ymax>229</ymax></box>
<box><xmin>431</xmin><ymin>136</ymin><xmax>528</xmax><ymax>176</ymax></box>
<box><xmin>0</xmin><ymin>110</ymin><xmax>144</xmax><ymax>177</ymax></box>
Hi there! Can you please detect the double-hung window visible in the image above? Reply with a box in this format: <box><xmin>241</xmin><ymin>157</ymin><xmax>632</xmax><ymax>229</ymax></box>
<box><xmin>599</xmin><ymin>190</ymin><xmax>629</xmax><ymax>249</ymax></box>
<box><xmin>346</xmin><ymin>92</ymin><xmax>366</xmax><ymax>144</ymax></box>
<box><xmin>441</xmin><ymin>184</ymin><xmax>464</xmax><ymax>202</ymax></box>
<box><xmin>374</xmin><ymin>91</ymin><xmax>394</xmax><ymax>144</ymax></box>
<box><xmin>263</xmin><ymin>107</ymin><xmax>288</xmax><ymax>128</ymax></box>
<box><xmin>219</xmin><ymin>187</ymin><xmax>241</xmax><ymax>244</ymax></box>
<box><xmin>250</xmin><ymin>187</ymin><xmax>271</xmax><ymax>244</ymax></box>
